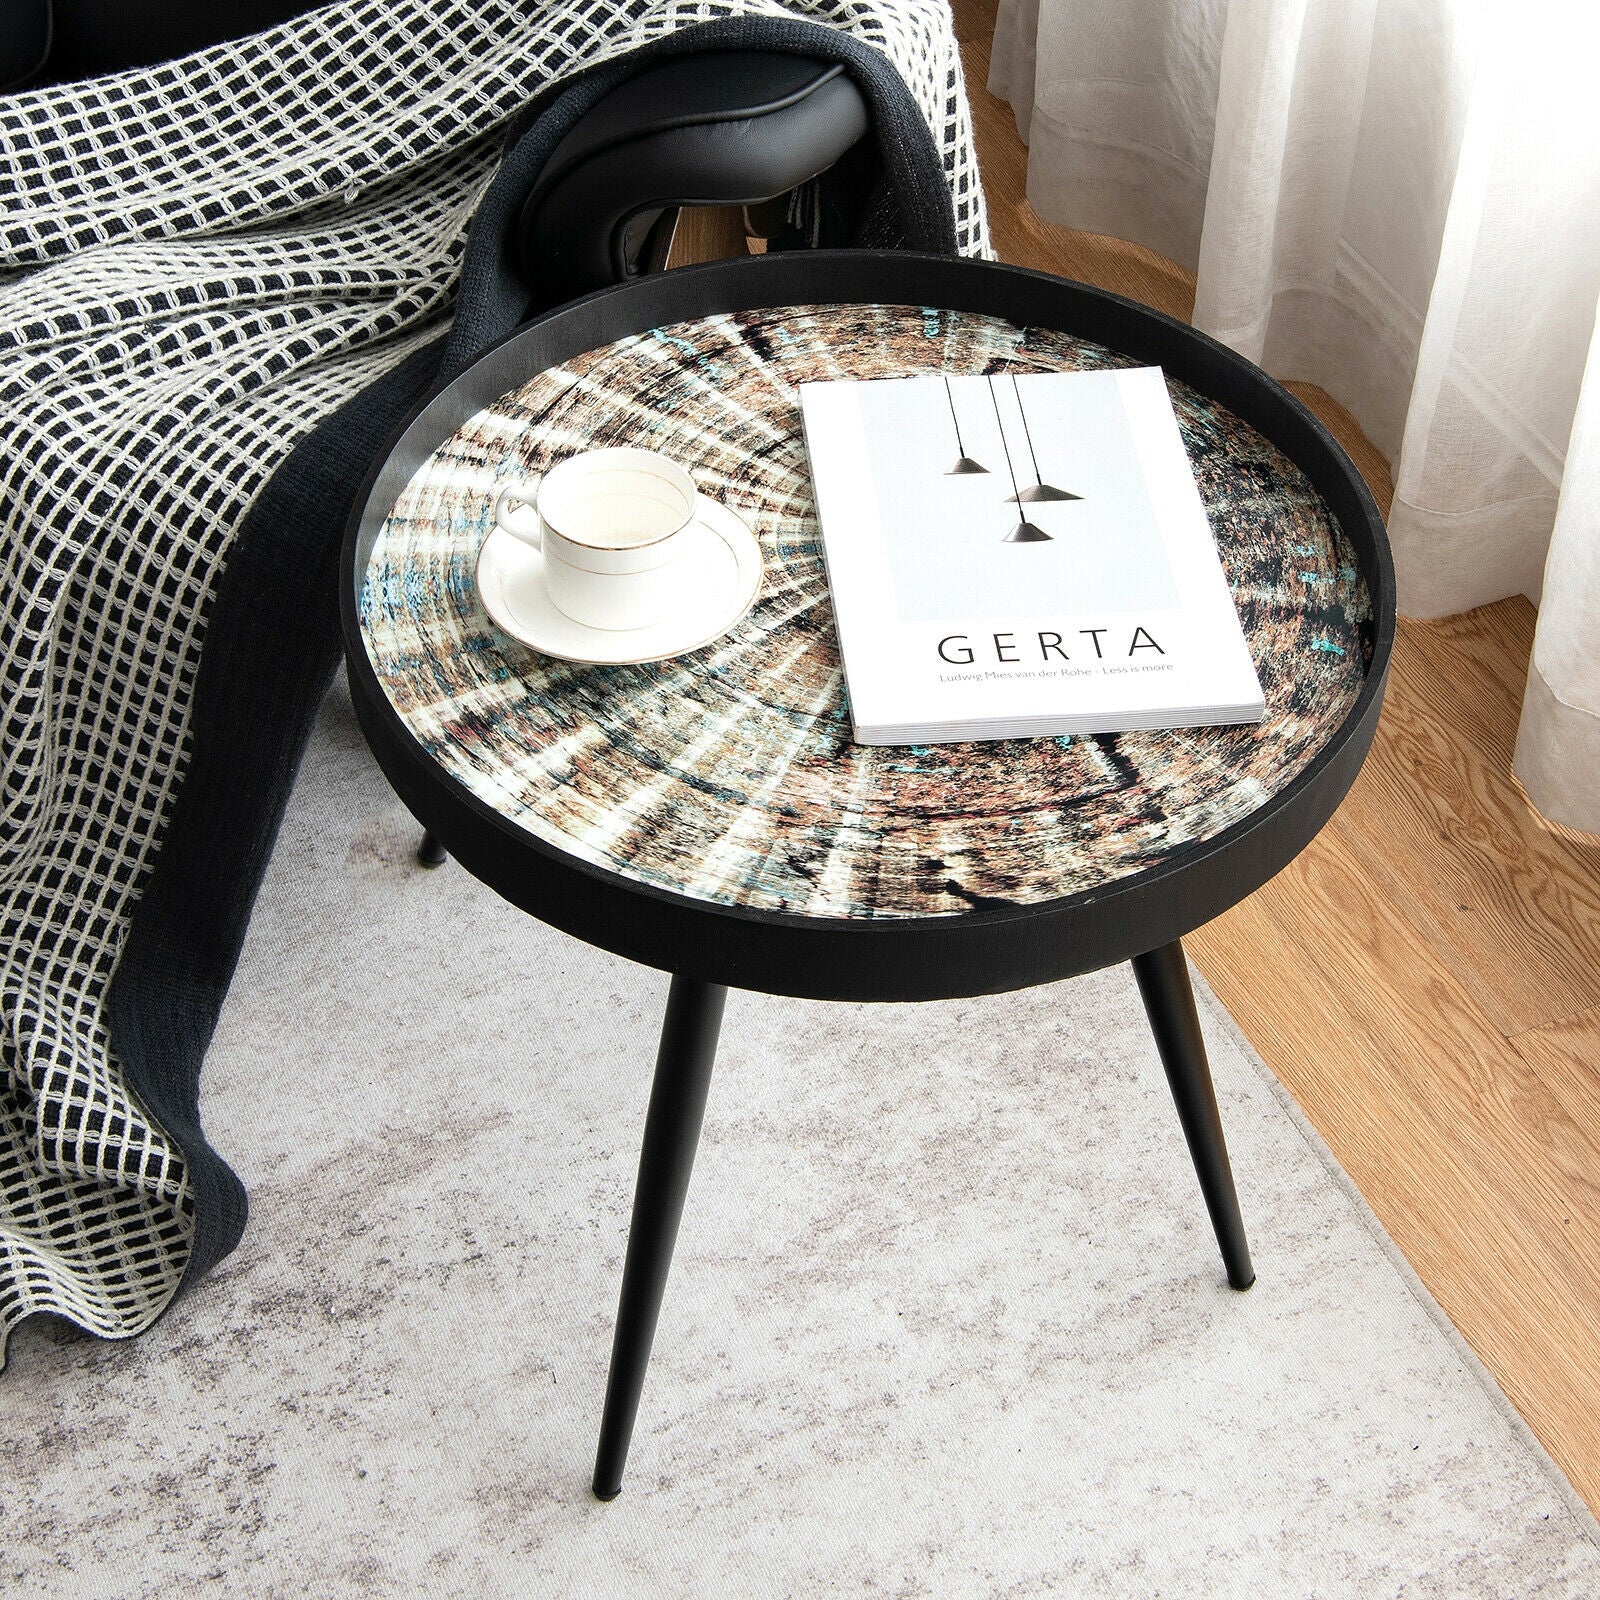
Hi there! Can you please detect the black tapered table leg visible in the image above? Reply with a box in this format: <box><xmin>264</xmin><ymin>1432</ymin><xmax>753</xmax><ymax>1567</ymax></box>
<box><xmin>1132</xmin><ymin>940</ymin><xmax>1255</xmax><ymax>1290</ymax></box>
<box><xmin>417</xmin><ymin>829</ymin><xmax>447</xmax><ymax>867</ymax></box>
<box><xmin>593</xmin><ymin>975</ymin><xmax>728</xmax><ymax>1500</ymax></box>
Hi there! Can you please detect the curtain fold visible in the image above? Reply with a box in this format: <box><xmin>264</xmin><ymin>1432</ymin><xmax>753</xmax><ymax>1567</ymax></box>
<box><xmin>991</xmin><ymin>0</ymin><xmax>1600</xmax><ymax>831</ymax></box>
<box><xmin>1517</xmin><ymin>304</ymin><xmax>1600</xmax><ymax>833</ymax></box>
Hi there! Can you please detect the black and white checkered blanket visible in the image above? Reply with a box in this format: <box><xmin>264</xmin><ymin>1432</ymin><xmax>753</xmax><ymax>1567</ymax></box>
<box><xmin>0</xmin><ymin>0</ymin><xmax>985</xmax><ymax>1358</ymax></box>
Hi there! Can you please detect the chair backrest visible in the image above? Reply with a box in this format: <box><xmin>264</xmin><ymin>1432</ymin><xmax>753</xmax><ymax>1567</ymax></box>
<box><xmin>16</xmin><ymin>0</ymin><xmax>321</xmax><ymax>87</ymax></box>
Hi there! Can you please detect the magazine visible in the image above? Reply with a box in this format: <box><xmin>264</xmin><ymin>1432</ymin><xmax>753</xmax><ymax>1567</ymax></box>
<box><xmin>797</xmin><ymin>367</ymin><xmax>1266</xmax><ymax>744</ymax></box>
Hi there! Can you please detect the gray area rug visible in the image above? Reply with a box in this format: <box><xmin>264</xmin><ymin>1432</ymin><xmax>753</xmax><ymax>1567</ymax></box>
<box><xmin>6</xmin><ymin>679</ymin><xmax>1598</xmax><ymax>1598</ymax></box>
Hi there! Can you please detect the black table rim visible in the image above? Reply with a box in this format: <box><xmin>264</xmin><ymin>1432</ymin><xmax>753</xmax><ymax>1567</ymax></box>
<box><xmin>339</xmin><ymin>250</ymin><xmax>1395</xmax><ymax>1002</ymax></box>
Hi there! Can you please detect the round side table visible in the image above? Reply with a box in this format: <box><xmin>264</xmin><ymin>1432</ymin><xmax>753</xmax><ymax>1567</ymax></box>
<box><xmin>341</xmin><ymin>251</ymin><xmax>1394</xmax><ymax>1499</ymax></box>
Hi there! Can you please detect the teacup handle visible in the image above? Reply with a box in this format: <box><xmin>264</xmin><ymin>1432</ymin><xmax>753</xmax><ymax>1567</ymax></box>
<box><xmin>493</xmin><ymin>484</ymin><xmax>542</xmax><ymax>549</ymax></box>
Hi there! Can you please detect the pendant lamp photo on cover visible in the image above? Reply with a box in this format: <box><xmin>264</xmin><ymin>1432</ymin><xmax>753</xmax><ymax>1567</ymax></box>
<box><xmin>1005</xmin><ymin>372</ymin><xmax>1082</xmax><ymax>506</ymax></box>
<box><xmin>987</xmin><ymin>374</ymin><xmax>1051</xmax><ymax>542</ymax></box>
<box><xmin>943</xmin><ymin>375</ymin><xmax>990</xmax><ymax>476</ymax></box>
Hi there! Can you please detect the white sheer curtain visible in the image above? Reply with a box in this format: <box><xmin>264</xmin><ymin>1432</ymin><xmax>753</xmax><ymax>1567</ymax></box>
<box><xmin>990</xmin><ymin>0</ymin><xmax>1600</xmax><ymax>831</ymax></box>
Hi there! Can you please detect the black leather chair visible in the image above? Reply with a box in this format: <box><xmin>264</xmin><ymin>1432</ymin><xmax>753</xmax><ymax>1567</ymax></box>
<box><xmin>6</xmin><ymin>3</ymin><xmax>873</xmax><ymax>278</ymax></box>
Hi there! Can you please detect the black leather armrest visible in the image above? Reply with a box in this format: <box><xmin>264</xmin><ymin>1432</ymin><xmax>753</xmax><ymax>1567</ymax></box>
<box><xmin>516</xmin><ymin>50</ymin><xmax>871</xmax><ymax>302</ymax></box>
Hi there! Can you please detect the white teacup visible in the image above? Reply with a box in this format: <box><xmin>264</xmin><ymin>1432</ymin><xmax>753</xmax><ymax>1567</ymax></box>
<box><xmin>494</xmin><ymin>448</ymin><xmax>700</xmax><ymax>631</ymax></box>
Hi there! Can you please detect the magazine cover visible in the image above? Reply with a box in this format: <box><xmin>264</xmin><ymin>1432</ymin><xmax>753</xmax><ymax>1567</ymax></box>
<box><xmin>798</xmin><ymin>367</ymin><xmax>1266</xmax><ymax>743</ymax></box>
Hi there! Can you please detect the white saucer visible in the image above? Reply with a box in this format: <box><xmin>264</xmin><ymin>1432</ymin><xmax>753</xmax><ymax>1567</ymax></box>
<box><xmin>476</xmin><ymin>498</ymin><xmax>763</xmax><ymax>666</ymax></box>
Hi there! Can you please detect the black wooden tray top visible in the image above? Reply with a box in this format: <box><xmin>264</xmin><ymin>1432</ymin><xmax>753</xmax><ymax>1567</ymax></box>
<box><xmin>341</xmin><ymin>251</ymin><xmax>1395</xmax><ymax>1003</ymax></box>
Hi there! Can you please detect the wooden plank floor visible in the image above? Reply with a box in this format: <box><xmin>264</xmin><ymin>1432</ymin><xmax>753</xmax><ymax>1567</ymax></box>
<box><xmin>951</xmin><ymin>0</ymin><xmax>1600</xmax><ymax>1511</ymax></box>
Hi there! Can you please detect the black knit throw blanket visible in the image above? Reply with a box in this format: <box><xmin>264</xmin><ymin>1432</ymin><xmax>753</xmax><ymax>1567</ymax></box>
<box><xmin>0</xmin><ymin>0</ymin><xmax>982</xmax><ymax>1359</ymax></box>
